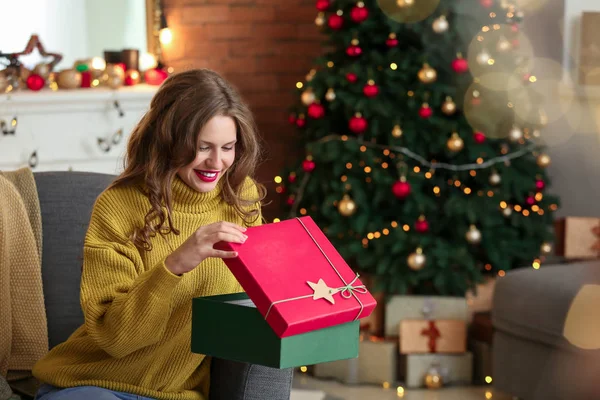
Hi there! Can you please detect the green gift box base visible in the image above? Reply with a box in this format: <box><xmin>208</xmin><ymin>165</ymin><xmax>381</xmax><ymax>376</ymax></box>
<box><xmin>192</xmin><ymin>293</ymin><xmax>359</xmax><ymax>369</ymax></box>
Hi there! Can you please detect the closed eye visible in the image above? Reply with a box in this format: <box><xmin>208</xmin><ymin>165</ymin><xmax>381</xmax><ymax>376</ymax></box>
<box><xmin>222</xmin><ymin>146</ymin><xmax>234</xmax><ymax>151</ymax></box>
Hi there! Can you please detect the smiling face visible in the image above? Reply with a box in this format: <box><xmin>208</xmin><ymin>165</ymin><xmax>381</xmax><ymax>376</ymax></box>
<box><xmin>177</xmin><ymin>115</ymin><xmax>237</xmax><ymax>193</ymax></box>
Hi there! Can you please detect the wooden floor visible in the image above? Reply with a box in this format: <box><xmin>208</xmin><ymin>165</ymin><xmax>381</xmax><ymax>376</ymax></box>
<box><xmin>292</xmin><ymin>375</ymin><xmax>513</xmax><ymax>400</ymax></box>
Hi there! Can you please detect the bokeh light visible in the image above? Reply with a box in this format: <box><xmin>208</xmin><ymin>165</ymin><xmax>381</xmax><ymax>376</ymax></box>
<box><xmin>377</xmin><ymin>0</ymin><xmax>440</xmax><ymax>23</ymax></box>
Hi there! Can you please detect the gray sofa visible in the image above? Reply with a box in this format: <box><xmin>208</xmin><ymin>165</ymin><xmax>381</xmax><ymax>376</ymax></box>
<box><xmin>492</xmin><ymin>261</ymin><xmax>600</xmax><ymax>400</ymax></box>
<box><xmin>10</xmin><ymin>171</ymin><xmax>292</xmax><ymax>400</ymax></box>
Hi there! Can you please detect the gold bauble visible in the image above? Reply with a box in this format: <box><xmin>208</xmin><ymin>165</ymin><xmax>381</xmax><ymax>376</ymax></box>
<box><xmin>106</xmin><ymin>74</ymin><xmax>123</xmax><ymax>89</ymax></box>
<box><xmin>392</xmin><ymin>124</ymin><xmax>403</xmax><ymax>138</ymax></box>
<box><xmin>306</xmin><ymin>69</ymin><xmax>316</xmax><ymax>82</ymax></box>
<box><xmin>432</xmin><ymin>15</ymin><xmax>449</xmax><ymax>33</ymax></box>
<box><xmin>301</xmin><ymin>89</ymin><xmax>316</xmax><ymax>106</ymax></box>
<box><xmin>407</xmin><ymin>247</ymin><xmax>426</xmax><ymax>271</ymax></box>
<box><xmin>325</xmin><ymin>88</ymin><xmax>336</xmax><ymax>102</ymax></box>
<box><xmin>489</xmin><ymin>172</ymin><xmax>502</xmax><ymax>185</ymax></box>
<box><xmin>541</xmin><ymin>242</ymin><xmax>553</xmax><ymax>254</ymax></box>
<box><xmin>33</xmin><ymin>63</ymin><xmax>51</xmax><ymax>79</ymax></box>
<box><xmin>56</xmin><ymin>69</ymin><xmax>82</xmax><ymax>89</ymax></box>
<box><xmin>466</xmin><ymin>224</ymin><xmax>482</xmax><ymax>244</ymax></box>
<box><xmin>424</xmin><ymin>370</ymin><xmax>443</xmax><ymax>389</ymax></box>
<box><xmin>502</xmin><ymin>207</ymin><xmax>513</xmax><ymax>217</ymax></box>
<box><xmin>509</xmin><ymin>126</ymin><xmax>523</xmax><ymax>142</ymax></box>
<box><xmin>397</xmin><ymin>0</ymin><xmax>414</xmax><ymax>7</ymax></box>
<box><xmin>338</xmin><ymin>194</ymin><xmax>357</xmax><ymax>217</ymax></box>
<box><xmin>20</xmin><ymin>67</ymin><xmax>31</xmax><ymax>82</ymax></box>
<box><xmin>497</xmin><ymin>36</ymin><xmax>512</xmax><ymax>52</ymax></box>
<box><xmin>315</xmin><ymin>12</ymin><xmax>326</xmax><ymax>27</ymax></box>
<box><xmin>105</xmin><ymin>64</ymin><xmax>125</xmax><ymax>79</ymax></box>
<box><xmin>476</xmin><ymin>50</ymin><xmax>491</xmax><ymax>66</ymax></box>
<box><xmin>447</xmin><ymin>132</ymin><xmax>464</xmax><ymax>152</ymax></box>
<box><xmin>536</xmin><ymin>153</ymin><xmax>551</xmax><ymax>168</ymax></box>
<box><xmin>442</xmin><ymin>96</ymin><xmax>457</xmax><ymax>115</ymax></box>
<box><xmin>418</xmin><ymin>63</ymin><xmax>437</xmax><ymax>84</ymax></box>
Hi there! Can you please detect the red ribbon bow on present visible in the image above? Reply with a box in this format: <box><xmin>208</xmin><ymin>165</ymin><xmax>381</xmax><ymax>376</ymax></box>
<box><xmin>420</xmin><ymin>321</ymin><xmax>441</xmax><ymax>353</ymax></box>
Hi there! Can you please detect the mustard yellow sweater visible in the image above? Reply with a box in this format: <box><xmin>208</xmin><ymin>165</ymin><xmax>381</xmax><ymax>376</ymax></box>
<box><xmin>33</xmin><ymin>176</ymin><xmax>262</xmax><ymax>400</ymax></box>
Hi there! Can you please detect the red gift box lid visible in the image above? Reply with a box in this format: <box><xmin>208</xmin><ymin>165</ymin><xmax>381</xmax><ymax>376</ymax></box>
<box><xmin>215</xmin><ymin>216</ymin><xmax>377</xmax><ymax>338</ymax></box>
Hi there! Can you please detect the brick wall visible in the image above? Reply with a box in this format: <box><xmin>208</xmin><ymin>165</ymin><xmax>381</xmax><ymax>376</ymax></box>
<box><xmin>162</xmin><ymin>0</ymin><xmax>325</xmax><ymax>220</ymax></box>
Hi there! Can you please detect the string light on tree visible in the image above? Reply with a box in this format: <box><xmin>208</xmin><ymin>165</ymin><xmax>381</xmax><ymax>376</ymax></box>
<box><xmin>408</xmin><ymin>247</ymin><xmax>426</xmax><ymax>270</ymax></box>
<box><xmin>432</xmin><ymin>15</ymin><xmax>449</xmax><ymax>33</ymax></box>
<box><xmin>418</xmin><ymin>63</ymin><xmax>437</xmax><ymax>83</ymax></box>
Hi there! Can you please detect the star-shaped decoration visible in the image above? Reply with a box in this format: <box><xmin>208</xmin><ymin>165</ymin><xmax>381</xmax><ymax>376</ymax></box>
<box><xmin>307</xmin><ymin>279</ymin><xmax>337</xmax><ymax>304</ymax></box>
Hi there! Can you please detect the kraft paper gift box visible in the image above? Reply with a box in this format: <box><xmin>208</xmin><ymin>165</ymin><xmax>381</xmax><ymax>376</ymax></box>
<box><xmin>192</xmin><ymin>216</ymin><xmax>377</xmax><ymax>369</ymax></box>
<box><xmin>399</xmin><ymin>352</ymin><xmax>473</xmax><ymax>388</ymax></box>
<box><xmin>385</xmin><ymin>296</ymin><xmax>468</xmax><ymax>337</ymax></box>
<box><xmin>399</xmin><ymin>320</ymin><xmax>467</xmax><ymax>354</ymax></box>
<box><xmin>554</xmin><ymin>217</ymin><xmax>600</xmax><ymax>259</ymax></box>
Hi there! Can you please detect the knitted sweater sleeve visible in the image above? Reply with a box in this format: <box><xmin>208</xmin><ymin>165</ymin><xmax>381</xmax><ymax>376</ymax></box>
<box><xmin>79</xmin><ymin>190</ymin><xmax>181</xmax><ymax>359</ymax></box>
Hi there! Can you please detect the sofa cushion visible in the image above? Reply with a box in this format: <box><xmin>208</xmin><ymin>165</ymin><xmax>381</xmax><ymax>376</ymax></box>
<box><xmin>34</xmin><ymin>172</ymin><xmax>114</xmax><ymax>349</ymax></box>
<box><xmin>492</xmin><ymin>261</ymin><xmax>600</xmax><ymax>351</ymax></box>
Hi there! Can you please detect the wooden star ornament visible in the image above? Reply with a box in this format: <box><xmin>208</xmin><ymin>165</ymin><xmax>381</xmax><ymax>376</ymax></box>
<box><xmin>307</xmin><ymin>279</ymin><xmax>337</xmax><ymax>304</ymax></box>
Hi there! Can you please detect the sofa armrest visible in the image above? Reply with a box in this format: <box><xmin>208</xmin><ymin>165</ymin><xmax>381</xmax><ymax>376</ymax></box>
<box><xmin>209</xmin><ymin>358</ymin><xmax>293</xmax><ymax>400</ymax></box>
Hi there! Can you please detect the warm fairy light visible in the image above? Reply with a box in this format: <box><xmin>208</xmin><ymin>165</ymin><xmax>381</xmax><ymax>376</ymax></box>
<box><xmin>523</xmin><ymin>210</ymin><xmax>530</xmax><ymax>216</ymax></box>
<box><xmin>374</xmin><ymin>232</ymin><xmax>381</xmax><ymax>238</ymax></box>
<box><xmin>488</xmin><ymin>59</ymin><xmax>495</xmax><ymax>65</ymax></box>
<box><xmin>485</xmin><ymin>264</ymin><xmax>492</xmax><ymax>270</ymax></box>
<box><xmin>493</xmin><ymin>24</ymin><xmax>501</xmax><ymax>30</ymax></box>
<box><xmin>300</xmin><ymin>208</ymin><xmax>307</xmax><ymax>215</ymax></box>
<box><xmin>464</xmin><ymin>188</ymin><xmax>472</xmax><ymax>194</ymax></box>
<box><xmin>533</xmin><ymin>260</ymin><xmax>541</xmax><ymax>269</ymax></box>
<box><xmin>477</xmin><ymin>157</ymin><xmax>484</xmax><ymax>164</ymax></box>
<box><xmin>274</xmin><ymin>176</ymin><xmax>282</xmax><ymax>183</ymax></box>
<box><xmin>367</xmin><ymin>233</ymin><xmax>374</xmax><ymax>240</ymax></box>
<box><xmin>273</xmin><ymin>218</ymin><xmax>281</xmax><ymax>223</ymax></box>
<box><xmin>397</xmin><ymin>386</ymin><xmax>405</xmax><ymax>396</ymax></box>
<box><xmin>470</xmin><ymin>170</ymin><xmax>477</xmax><ymax>177</ymax></box>
<box><xmin>391</xmin><ymin>221</ymin><xmax>398</xmax><ymax>228</ymax></box>
<box><xmin>535</xmin><ymin>193</ymin><xmax>543</xmax><ymax>201</ymax></box>
<box><xmin>425</xmin><ymin>172</ymin><xmax>432</xmax><ymax>178</ymax></box>
<box><xmin>487</xmin><ymin>190</ymin><xmax>494</xmax><ymax>197</ymax></box>
<box><xmin>403</xmin><ymin>224</ymin><xmax>410</xmax><ymax>231</ymax></box>
<box><xmin>550</xmin><ymin>204</ymin><xmax>558</xmax><ymax>210</ymax></box>
<box><xmin>529</xmin><ymin>76</ymin><xmax>537</xmax><ymax>83</ymax></box>
<box><xmin>482</xmin><ymin>26</ymin><xmax>490</xmax><ymax>32</ymax></box>
<box><xmin>407</xmin><ymin>90</ymin><xmax>414</xmax><ymax>96</ymax></box>
<box><xmin>276</xmin><ymin>186</ymin><xmax>284</xmax><ymax>194</ymax></box>
<box><xmin>478</xmin><ymin>190</ymin><xmax>484</xmax><ymax>196</ymax></box>
<box><xmin>500</xmin><ymin>201</ymin><xmax>507</xmax><ymax>208</ymax></box>
<box><xmin>383</xmin><ymin>228</ymin><xmax>390</xmax><ymax>235</ymax></box>
<box><xmin>360</xmin><ymin>145</ymin><xmax>367</xmax><ymax>152</ymax></box>
<box><xmin>486</xmin><ymin>391</ymin><xmax>493</xmax><ymax>399</ymax></box>
<box><xmin>296</xmin><ymin>82</ymin><xmax>303</xmax><ymax>89</ymax></box>
<box><xmin>498</xmin><ymin>270</ymin><xmax>505</xmax><ymax>277</ymax></box>
<box><xmin>300</xmin><ymin>366</ymin><xmax>308</xmax><ymax>372</ymax></box>
<box><xmin>501</xmin><ymin>146</ymin><xmax>508</xmax><ymax>154</ymax></box>
<box><xmin>391</xmin><ymin>63</ymin><xmax>398</xmax><ymax>70</ymax></box>
<box><xmin>359</xmin><ymin>161</ymin><xmax>366</xmax><ymax>167</ymax></box>
<box><xmin>382</xmin><ymin>162</ymin><xmax>389</xmax><ymax>169</ymax></box>
<box><xmin>413</xmin><ymin>166</ymin><xmax>420</xmax><ymax>173</ymax></box>
<box><xmin>364</xmin><ymin>166</ymin><xmax>372</xmax><ymax>173</ymax></box>
<box><xmin>514</xmin><ymin>205</ymin><xmax>522</xmax><ymax>212</ymax></box>
<box><xmin>477</xmin><ymin>35</ymin><xmax>484</xmax><ymax>42</ymax></box>
<box><xmin>383</xmin><ymin>149</ymin><xmax>391</xmax><ymax>156</ymax></box>
<box><xmin>454</xmin><ymin>180</ymin><xmax>461</xmax><ymax>187</ymax></box>
<box><xmin>346</xmin><ymin>163</ymin><xmax>353</xmax><ymax>169</ymax></box>
<box><xmin>92</xmin><ymin>79</ymin><xmax>100</xmax><ymax>87</ymax></box>
<box><xmin>538</xmin><ymin>209</ymin><xmax>545</xmax><ymax>215</ymax></box>
<box><xmin>327</xmin><ymin>61</ymin><xmax>334</xmax><ymax>67</ymax></box>
<box><xmin>508</xmin><ymin>102</ymin><xmax>514</xmax><ymax>108</ymax></box>
<box><xmin>341</xmin><ymin>175</ymin><xmax>348</xmax><ymax>182</ymax></box>
<box><xmin>485</xmin><ymin>376</ymin><xmax>493</xmax><ymax>384</ymax></box>
<box><xmin>433</xmin><ymin>186</ymin><xmax>440</xmax><ymax>194</ymax></box>
<box><xmin>490</xmin><ymin>12</ymin><xmax>496</xmax><ymax>17</ymax></box>
<box><xmin>366</xmin><ymin>177</ymin><xmax>372</xmax><ymax>183</ymax></box>
<box><xmin>362</xmin><ymin>238</ymin><xmax>369</xmax><ymax>245</ymax></box>
<box><xmin>383</xmin><ymin>382</ymin><xmax>391</xmax><ymax>389</ymax></box>
<box><xmin>341</xmin><ymin>135</ymin><xmax>349</xmax><ymax>141</ymax></box>
<box><xmin>507</xmin><ymin>12</ymin><xmax>514</xmax><ymax>18</ymax></box>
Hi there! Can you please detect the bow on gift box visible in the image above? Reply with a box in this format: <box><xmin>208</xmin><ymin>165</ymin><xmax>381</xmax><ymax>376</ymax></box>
<box><xmin>421</xmin><ymin>321</ymin><xmax>441</xmax><ymax>353</ymax></box>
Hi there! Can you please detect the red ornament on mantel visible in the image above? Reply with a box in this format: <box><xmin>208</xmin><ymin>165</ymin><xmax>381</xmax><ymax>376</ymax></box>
<box><xmin>346</xmin><ymin>72</ymin><xmax>358</xmax><ymax>83</ymax></box>
<box><xmin>144</xmin><ymin>67</ymin><xmax>168</xmax><ymax>86</ymax></box>
<box><xmin>26</xmin><ymin>74</ymin><xmax>45</xmax><ymax>91</ymax></box>
<box><xmin>535</xmin><ymin>179</ymin><xmax>545</xmax><ymax>190</ymax></box>
<box><xmin>419</xmin><ymin>103</ymin><xmax>433</xmax><ymax>119</ymax></box>
<box><xmin>316</xmin><ymin>0</ymin><xmax>330</xmax><ymax>11</ymax></box>
<box><xmin>350</xmin><ymin>2</ymin><xmax>369</xmax><ymax>23</ymax></box>
<box><xmin>473</xmin><ymin>131</ymin><xmax>486</xmax><ymax>143</ymax></box>
<box><xmin>363</xmin><ymin>81</ymin><xmax>379</xmax><ymax>97</ymax></box>
<box><xmin>452</xmin><ymin>56</ymin><xmax>469</xmax><ymax>74</ymax></box>
<box><xmin>307</xmin><ymin>103</ymin><xmax>325</xmax><ymax>119</ymax></box>
<box><xmin>392</xmin><ymin>179</ymin><xmax>411</xmax><ymax>199</ymax></box>
<box><xmin>302</xmin><ymin>158</ymin><xmax>316</xmax><ymax>172</ymax></box>
<box><xmin>349</xmin><ymin>113</ymin><xmax>368</xmax><ymax>134</ymax></box>
<box><xmin>415</xmin><ymin>216</ymin><xmax>430</xmax><ymax>233</ymax></box>
<box><xmin>328</xmin><ymin>13</ymin><xmax>344</xmax><ymax>30</ymax></box>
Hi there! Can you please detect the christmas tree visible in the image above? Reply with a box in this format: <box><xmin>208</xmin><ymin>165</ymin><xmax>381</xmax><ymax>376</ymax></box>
<box><xmin>278</xmin><ymin>0</ymin><xmax>560</xmax><ymax>296</ymax></box>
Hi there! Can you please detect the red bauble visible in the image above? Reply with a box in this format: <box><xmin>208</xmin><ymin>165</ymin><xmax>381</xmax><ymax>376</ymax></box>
<box><xmin>316</xmin><ymin>0</ymin><xmax>330</xmax><ymax>11</ymax></box>
<box><xmin>346</xmin><ymin>44</ymin><xmax>362</xmax><ymax>57</ymax></box>
<box><xmin>452</xmin><ymin>57</ymin><xmax>469</xmax><ymax>74</ymax></box>
<box><xmin>349</xmin><ymin>114</ymin><xmax>368</xmax><ymax>134</ymax></box>
<box><xmin>473</xmin><ymin>131</ymin><xmax>486</xmax><ymax>143</ymax></box>
<box><xmin>511</xmin><ymin>24</ymin><xmax>519</xmax><ymax>32</ymax></box>
<box><xmin>296</xmin><ymin>117</ymin><xmax>306</xmax><ymax>127</ymax></box>
<box><xmin>328</xmin><ymin>14</ymin><xmax>344</xmax><ymax>30</ymax></box>
<box><xmin>26</xmin><ymin>74</ymin><xmax>45</xmax><ymax>91</ymax></box>
<box><xmin>526</xmin><ymin>196</ymin><xmax>536</xmax><ymax>206</ymax></box>
<box><xmin>144</xmin><ymin>68</ymin><xmax>168</xmax><ymax>86</ymax></box>
<box><xmin>392</xmin><ymin>180</ymin><xmax>411</xmax><ymax>199</ymax></box>
<box><xmin>363</xmin><ymin>82</ymin><xmax>379</xmax><ymax>97</ymax></box>
<box><xmin>350</xmin><ymin>4</ymin><xmax>369</xmax><ymax>23</ymax></box>
<box><xmin>415</xmin><ymin>218</ymin><xmax>429</xmax><ymax>233</ymax></box>
<box><xmin>535</xmin><ymin>180</ymin><xmax>546</xmax><ymax>190</ymax></box>
<box><xmin>346</xmin><ymin>72</ymin><xmax>358</xmax><ymax>83</ymax></box>
<box><xmin>288</xmin><ymin>114</ymin><xmax>297</xmax><ymax>124</ymax></box>
<box><xmin>419</xmin><ymin>104</ymin><xmax>433</xmax><ymax>119</ymax></box>
<box><xmin>288</xmin><ymin>174</ymin><xmax>297</xmax><ymax>183</ymax></box>
<box><xmin>302</xmin><ymin>159</ymin><xmax>316</xmax><ymax>172</ymax></box>
<box><xmin>480</xmin><ymin>0</ymin><xmax>493</xmax><ymax>7</ymax></box>
<box><xmin>307</xmin><ymin>103</ymin><xmax>325</xmax><ymax>119</ymax></box>
<box><xmin>287</xmin><ymin>196</ymin><xmax>295</xmax><ymax>206</ymax></box>
<box><xmin>386</xmin><ymin>37</ymin><xmax>398</xmax><ymax>47</ymax></box>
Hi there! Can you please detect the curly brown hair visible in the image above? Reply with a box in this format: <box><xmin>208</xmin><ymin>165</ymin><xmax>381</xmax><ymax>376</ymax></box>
<box><xmin>107</xmin><ymin>69</ymin><xmax>266</xmax><ymax>251</ymax></box>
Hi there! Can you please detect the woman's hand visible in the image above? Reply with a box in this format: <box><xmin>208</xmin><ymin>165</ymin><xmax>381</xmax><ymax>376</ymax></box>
<box><xmin>165</xmin><ymin>221</ymin><xmax>247</xmax><ymax>275</ymax></box>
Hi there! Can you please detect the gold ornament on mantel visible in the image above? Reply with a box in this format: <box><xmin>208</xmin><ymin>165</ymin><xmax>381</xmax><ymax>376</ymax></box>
<box><xmin>418</xmin><ymin>63</ymin><xmax>437</xmax><ymax>83</ymax></box>
<box><xmin>442</xmin><ymin>96</ymin><xmax>457</xmax><ymax>115</ymax></box>
<box><xmin>536</xmin><ymin>153</ymin><xmax>551</xmax><ymax>168</ymax></box>
<box><xmin>325</xmin><ymin>88</ymin><xmax>336</xmax><ymax>102</ymax></box>
<box><xmin>338</xmin><ymin>194</ymin><xmax>357</xmax><ymax>216</ymax></box>
<box><xmin>33</xmin><ymin>63</ymin><xmax>51</xmax><ymax>79</ymax></box>
<box><xmin>447</xmin><ymin>132</ymin><xmax>464</xmax><ymax>152</ymax></box>
<box><xmin>56</xmin><ymin>69</ymin><xmax>82</xmax><ymax>89</ymax></box>
<box><xmin>424</xmin><ymin>365</ymin><xmax>444</xmax><ymax>389</ymax></box>
<box><xmin>301</xmin><ymin>88</ymin><xmax>316</xmax><ymax>106</ymax></box>
<box><xmin>392</xmin><ymin>124</ymin><xmax>403</xmax><ymax>138</ymax></box>
<box><xmin>466</xmin><ymin>224</ymin><xmax>482</xmax><ymax>244</ymax></box>
<box><xmin>408</xmin><ymin>247</ymin><xmax>426</xmax><ymax>271</ymax></box>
